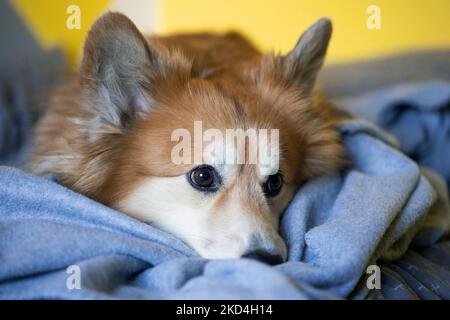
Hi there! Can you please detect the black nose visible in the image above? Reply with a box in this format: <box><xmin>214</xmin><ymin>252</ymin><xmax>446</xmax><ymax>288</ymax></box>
<box><xmin>243</xmin><ymin>250</ymin><xmax>284</xmax><ymax>265</ymax></box>
<box><xmin>242</xmin><ymin>234</ymin><xmax>287</xmax><ymax>265</ymax></box>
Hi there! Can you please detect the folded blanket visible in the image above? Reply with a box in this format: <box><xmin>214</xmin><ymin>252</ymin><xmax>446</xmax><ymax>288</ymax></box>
<box><xmin>338</xmin><ymin>81</ymin><xmax>450</xmax><ymax>191</ymax></box>
<box><xmin>1</xmin><ymin>115</ymin><xmax>448</xmax><ymax>299</ymax></box>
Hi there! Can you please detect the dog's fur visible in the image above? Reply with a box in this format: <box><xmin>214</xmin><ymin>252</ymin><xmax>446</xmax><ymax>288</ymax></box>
<box><xmin>29</xmin><ymin>12</ymin><xmax>345</xmax><ymax>260</ymax></box>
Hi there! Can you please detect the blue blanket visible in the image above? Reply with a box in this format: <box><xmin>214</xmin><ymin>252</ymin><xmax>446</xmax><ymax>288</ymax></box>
<box><xmin>339</xmin><ymin>81</ymin><xmax>450</xmax><ymax>191</ymax></box>
<box><xmin>1</xmin><ymin>81</ymin><xmax>450</xmax><ymax>299</ymax></box>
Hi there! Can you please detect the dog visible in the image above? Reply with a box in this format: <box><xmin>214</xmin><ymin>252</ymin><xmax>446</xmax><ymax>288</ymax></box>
<box><xmin>29</xmin><ymin>12</ymin><xmax>344</xmax><ymax>262</ymax></box>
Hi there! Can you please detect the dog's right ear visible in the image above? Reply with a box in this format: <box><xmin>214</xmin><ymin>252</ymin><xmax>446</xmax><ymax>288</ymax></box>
<box><xmin>283</xmin><ymin>18</ymin><xmax>332</xmax><ymax>95</ymax></box>
<box><xmin>80</xmin><ymin>12</ymin><xmax>160</xmax><ymax>129</ymax></box>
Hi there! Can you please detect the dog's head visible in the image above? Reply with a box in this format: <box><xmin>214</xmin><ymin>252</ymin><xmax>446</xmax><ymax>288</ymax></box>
<box><xmin>77</xmin><ymin>13</ymin><xmax>344</xmax><ymax>262</ymax></box>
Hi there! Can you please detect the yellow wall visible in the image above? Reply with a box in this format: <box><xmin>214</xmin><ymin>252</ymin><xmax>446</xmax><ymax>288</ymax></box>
<box><xmin>12</xmin><ymin>0</ymin><xmax>110</xmax><ymax>65</ymax></box>
<box><xmin>10</xmin><ymin>0</ymin><xmax>450</xmax><ymax>66</ymax></box>
<box><xmin>162</xmin><ymin>0</ymin><xmax>450</xmax><ymax>63</ymax></box>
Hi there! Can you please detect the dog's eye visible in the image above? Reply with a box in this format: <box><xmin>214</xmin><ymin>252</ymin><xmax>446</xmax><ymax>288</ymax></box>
<box><xmin>188</xmin><ymin>165</ymin><xmax>221</xmax><ymax>192</ymax></box>
<box><xmin>263</xmin><ymin>172</ymin><xmax>283</xmax><ymax>197</ymax></box>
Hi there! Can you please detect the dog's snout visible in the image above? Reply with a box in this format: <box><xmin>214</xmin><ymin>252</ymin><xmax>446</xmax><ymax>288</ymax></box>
<box><xmin>242</xmin><ymin>234</ymin><xmax>287</xmax><ymax>265</ymax></box>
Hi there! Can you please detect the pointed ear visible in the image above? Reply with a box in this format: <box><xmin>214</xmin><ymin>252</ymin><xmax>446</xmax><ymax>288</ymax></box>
<box><xmin>284</xmin><ymin>18</ymin><xmax>332</xmax><ymax>94</ymax></box>
<box><xmin>80</xmin><ymin>12</ymin><xmax>159</xmax><ymax>129</ymax></box>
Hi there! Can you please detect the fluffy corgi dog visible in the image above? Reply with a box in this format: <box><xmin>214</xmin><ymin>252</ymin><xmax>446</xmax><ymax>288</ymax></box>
<box><xmin>29</xmin><ymin>12</ymin><xmax>344</xmax><ymax>262</ymax></box>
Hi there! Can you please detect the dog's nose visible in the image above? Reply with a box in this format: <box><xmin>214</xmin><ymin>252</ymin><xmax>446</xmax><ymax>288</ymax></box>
<box><xmin>243</xmin><ymin>251</ymin><xmax>284</xmax><ymax>265</ymax></box>
<box><xmin>242</xmin><ymin>234</ymin><xmax>287</xmax><ymax>265</ymax></box>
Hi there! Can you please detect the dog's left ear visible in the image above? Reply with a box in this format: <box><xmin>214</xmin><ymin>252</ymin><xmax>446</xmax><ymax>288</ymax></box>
<box><xmin>80</xmin><ymin>12</ymin><xmax>160</xmax><ymax>130</ymax></box>
<box><xmin>284</xmin><ymin>18</ymin><xmax>332</xmax><ymax>94</ymax></box>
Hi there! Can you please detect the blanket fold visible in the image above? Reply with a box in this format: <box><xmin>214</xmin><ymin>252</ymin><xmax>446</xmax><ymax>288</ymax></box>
<box><xmin>339</xmin><ymin>81</ymin><xmax>450</xmax><ymax>190</ymax></box>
